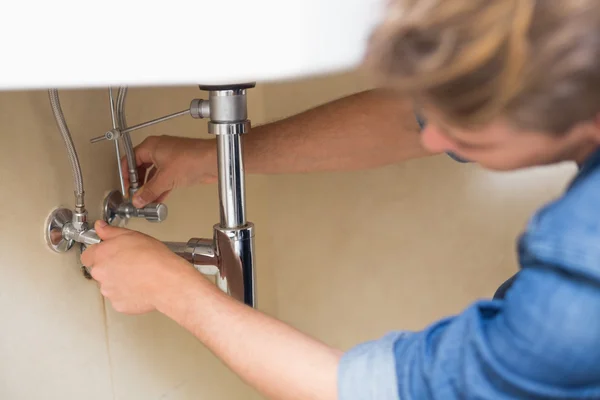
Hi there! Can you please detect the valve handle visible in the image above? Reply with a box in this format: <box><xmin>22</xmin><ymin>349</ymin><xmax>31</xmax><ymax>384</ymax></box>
<box><xmin>139</xmin><ymin>203</ymin><xmax>168</xmax><ymax>222</ymax></box>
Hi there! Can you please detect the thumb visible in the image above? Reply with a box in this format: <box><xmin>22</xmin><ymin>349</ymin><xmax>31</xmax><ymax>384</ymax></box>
<box><xmin>95</xmin><ymin>220</ymin><xmax>130</xmax><ymax>240</ymax></box>
<box><xmin>132</xmin><ymin>170</ymin><xmax>171</xmax><ymax>208</ymax></box>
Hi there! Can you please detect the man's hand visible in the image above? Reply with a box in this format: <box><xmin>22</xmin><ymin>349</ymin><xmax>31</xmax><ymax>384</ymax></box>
<box><xmin>80</xmin><ymin>220</ymin><xmax>195</xmax><ymax>315</ymax></box>
<box><xmin>82</xmin><ymin>224</ymin><xmax>341</xmax><ymax>400</ymax></box>
<box><xmin>123</xmin><ymin>135</ymin><xmax>218</xmax><ymax>208</ymax></box>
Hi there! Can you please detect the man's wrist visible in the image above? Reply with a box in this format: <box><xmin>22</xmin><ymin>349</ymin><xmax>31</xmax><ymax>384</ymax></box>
<box><xmin>153</xmin><ymin>258</ymin><xmax>209</xmax><ymax>318</ymax></box>
<box><xmin>189</xmin><ymin>138</ymin><xmax>219</xmax><ymax>182</ymax></box>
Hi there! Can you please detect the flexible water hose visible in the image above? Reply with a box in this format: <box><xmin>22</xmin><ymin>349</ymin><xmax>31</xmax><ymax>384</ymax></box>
<box><xmin>116</xmin><ymin>86</ymin><xmax>139</xmax><ymax>193</ymax></box>
<box><xmin>48</xmin><ymin>89</ymin><xmax>85</xmax><ymax>208</ymax></box>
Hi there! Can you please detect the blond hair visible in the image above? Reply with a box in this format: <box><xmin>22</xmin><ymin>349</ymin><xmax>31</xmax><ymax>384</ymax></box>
<box><xmin>363</xmin><ymin>0</ymin><xmax>600</xmax><ymax>134</ymax></box>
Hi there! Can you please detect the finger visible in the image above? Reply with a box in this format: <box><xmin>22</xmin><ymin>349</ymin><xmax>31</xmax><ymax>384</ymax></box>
<box><xmin>146</xmin><ymin>166</ymin><xmax>157</xmax><ymax>183</ymax></box>
<box><xmin>154</xmin><ymin>189</ymin><xmax>172</xmax><ymax>204</ymax></box>
<box><xmin>123</xmin><ymin>136</ymin><xmax>159</xmax><ymax>189</ymax></box>
<box><xmin>89</xmin><ymin>264</ymin><xmax>106</xmax><ymax>282</ymax></box>
<box><xmin>95</xmin><ymin>220</ymin><xmax>132</xmax><ymax>240</ymax></box>
<box><xmin>134</xmin><ymin>136</ymin><xmax>160</xmax><ymax>167</ymax></box>
<box><xmin>123</xmin><ymin>159</ymin><xmax>153</xmax><ymax>192</ymax></box>
<box><xmin>136</xmin><ymin>163</ymin><xmax>150</xmax><ymax>186</ymax></box>
<box><xmin>80</xmin><ymin>242</ymin><xmax>99</xmax><ymax>267</ymax></box>
<box><xmin>133</xmin><ymin>136</ymin><xmax>161</xmax><ymax>189</ymax></box>
<box><xmin>132</xmin><ymin>169</ymin><xmax>173</xmax><ymax>208</ymax></box>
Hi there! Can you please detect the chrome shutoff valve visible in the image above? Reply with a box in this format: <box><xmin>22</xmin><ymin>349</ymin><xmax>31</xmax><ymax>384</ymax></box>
<box><xmin>137</xmin><ymin>203</ymin><xmax>168</xmax><ymax>222</ymax></box>
<box><xmin>103</xmin><ymin>190</ymin><xmax>168</xmax><ymax>226</ymax></box>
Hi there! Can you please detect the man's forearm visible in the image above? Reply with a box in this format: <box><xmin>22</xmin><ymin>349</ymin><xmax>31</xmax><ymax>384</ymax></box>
<box><xmin>158</xmin><ymin>267</ymin><xmax>341</xmax><ymax>400</ymax></box>
<box><xmin>243</xmin><ymin>89</ymin><xmax>433</xmax><ymax>175</ymax></box>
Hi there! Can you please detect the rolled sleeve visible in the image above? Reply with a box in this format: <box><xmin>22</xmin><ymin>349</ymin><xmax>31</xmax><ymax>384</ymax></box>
<box><xmin>338</xmin><ymin>332</ymin><xmax>409</xmax><ymax>400</ymax></box>
<box><xmin>337</xmin><ymin>264</ymin><xmax>600</xmax><ymax>399</ymax></box>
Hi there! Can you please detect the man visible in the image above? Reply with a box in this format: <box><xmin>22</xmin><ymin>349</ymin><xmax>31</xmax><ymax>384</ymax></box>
<box><xmin>82</xmin><ymin>1</ymin><xmax>600</xmax><ymax>399</ymax></box>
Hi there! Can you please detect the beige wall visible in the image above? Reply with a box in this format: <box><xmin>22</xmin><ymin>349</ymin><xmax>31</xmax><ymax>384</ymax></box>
<box><xmin>259</xmin><ymin>71</ymin><xmax>578</xmax><ymax>352</ymax></box>
<box><xmin>1</xmin><ymin>71</ymin><xmax>580</xmax><ymax>400</ymax></box>
<box><xmin>0</xmin><ymin>86</ymin><xmax>273</xmax><ymax>399</ymax></box>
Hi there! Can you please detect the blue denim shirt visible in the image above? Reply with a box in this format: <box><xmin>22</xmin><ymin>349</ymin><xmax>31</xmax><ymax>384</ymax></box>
<box><xmin>338</xmin><ymin>136</ymin><xmax>600</xmax><ymax>398</ymax></box>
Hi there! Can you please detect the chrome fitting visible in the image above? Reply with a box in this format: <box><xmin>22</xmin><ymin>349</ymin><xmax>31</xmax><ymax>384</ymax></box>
<box><xmin>190</xmin><ymin>99</ymin><xmax>210</xmax><ymax>119</ymax></box>
<box><xmin>45</xmin><ymin>207</ymin><xmax>101</xmax><ymax>253</ymax></box>
<box><xmin>105</xmin><ymin>128</ymin><xmax>121</xmax><ymax>141</ymax></box>
<box><xmin>103</xmin><ymin>190</ymin><xmax>168</xmax><ymax>226</ymax></box>
<box><xmin>46</xmin><ymin>208</ymin><xmax>75</xmax><ymax>253</ymax></box>
<box><xmin>72</xmin><ymin>208</ymin><xmax>88</xmax><ymax>231</ymax></box>
<box><xmin>163</xmin><ymin>238</ymin><xmax>219</xmax><ymax>276</ymax></box>
<box><xmin>63</xmin><ymin>223</ymin><xmax>101</xmax><ymax>246</ymax></box>
<box><xmin>213</xmin><ymin>222</ymin><xmax>255</xmax><ymax>307</ymax></box>
<box><xmin>208</xmin><ymin>121</ymin><xmax>251</xmax><ymax>135</ymax></box>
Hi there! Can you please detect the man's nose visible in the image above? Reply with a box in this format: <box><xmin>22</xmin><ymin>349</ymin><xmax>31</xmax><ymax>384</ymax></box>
<box><xmin>420</xmin><ymin>124</ymin><xmax>457</xmax><ymax>154</ymax></box>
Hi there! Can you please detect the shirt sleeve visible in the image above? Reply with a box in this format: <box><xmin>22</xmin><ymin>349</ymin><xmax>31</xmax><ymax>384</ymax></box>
<box><xmin>338</xmin><ymin>258</ymin><xmax>600</xmax><ymax>399</ymax></box>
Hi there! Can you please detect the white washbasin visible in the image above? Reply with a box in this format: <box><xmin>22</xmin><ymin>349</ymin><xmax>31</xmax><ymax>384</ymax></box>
<box><xmin>1</xmin><ymin>0</ymin><xmax>385</xmax><ymax>89</ymax></box>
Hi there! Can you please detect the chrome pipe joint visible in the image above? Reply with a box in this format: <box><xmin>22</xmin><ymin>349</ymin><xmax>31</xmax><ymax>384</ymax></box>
<box><xmin>163</xmin><ymin>223</ymin><xmax>256</xmax><ymax>307</ymax></box>
<box><xmin>164</xmin><ymin>222</ymin><xmax>255</xmax><ymax>307</ymax></box>
<box><xmin>164</xmin><ymin>84</ymin><xmax>256</xmax><ymax>308</ymax></box>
